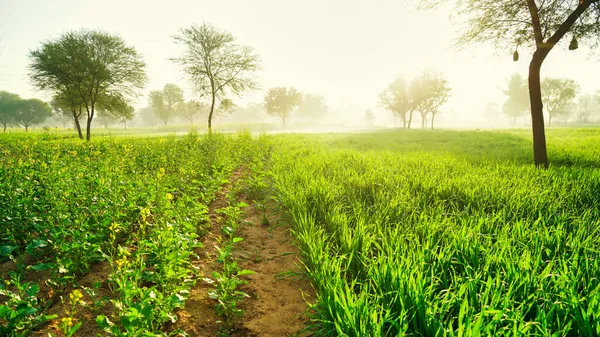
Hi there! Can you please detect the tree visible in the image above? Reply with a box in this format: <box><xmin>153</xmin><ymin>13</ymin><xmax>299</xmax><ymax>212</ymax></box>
<box><xmin>13</xmin><ymin>98</ymin><xmax>52</xmax><ymax>131</ymax></box>
<box><xmin>296</xmin><ymin>94</ymin><xmax>329</xmax><ymax>120</ymax></box>
<box><xmin>96</xmin><ymin>94</ymin><xmax>135</xmax><ymax>129</ymax></box>
<box><xmin>379</xmin><ymin>76</ymin><xmax>410</xmax><ymax>128</ymax></box>
<box><xmin>502</xmin><ymin>74</ymin><xmax>530</xmax><ymax>125</ymax></box>
<box><xmin>422</xmin><ymin>0</ymin><xmax>600</xmax><ymax>167</ymax></box>
<box><xmin>577</xmin><ymin>93</ymin><xmax>600</xmax><ymax>122</ymax></box>
<box><xmin>148</xmin><ymin>84</ymin><xmax>184</xmax><ymax>126</ymax></box>
<box><xmin>483</xmin><ymin>102</ymin><xmax>502</xmax><ymax>123</ymax></box>
<box><xmin>412</xmin><ymin>70</ymin><xmax>451</xmax><ymax>130</ymax></box>
<box><xmin>179</xmin><ymin>100</ymin><xmax>207</xmax><ymax>125</ymax></box>
<box><xmin>541</xmin><ymin>78</ymin><xmax>579</xmax><ymax>126</ymax></box>
<box><xmin>229</xmin><ymin>102</ymin><xmax>265</xmax><ymax>123</ymax></box>
<box><xmin>264</xmin><ymin>87</ymin><xmax>302</xmax><ymax>128</ymax></box>
<box><xmin>50</xmin><ymin>99</ymin><xmax>75</xmax><ymax>128</ymax></box>
<box><xmin>172</xmin><ymin>23</ymin><xmax>261</xmax><ymax>131</ymax></box>
<box><xmin>364</xmin><ymin>109</ymin><xmax>375</xmax><ymax>126</ymax></box>
<box><xmin>29</xmin><ymin>29</ymin><xmax>147</xmax><ymax>140</ymax></box>
<box><xmin>0</xmin><ymin>91</ymin><xmax>20</xmax><ymax>132</ymax></box>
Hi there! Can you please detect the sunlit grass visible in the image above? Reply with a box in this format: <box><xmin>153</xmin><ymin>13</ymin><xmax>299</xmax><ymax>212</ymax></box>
<box><xmin>268</xmin><ymin>128</ymin><xmax>600</xmax><ymax>336</ymax></box>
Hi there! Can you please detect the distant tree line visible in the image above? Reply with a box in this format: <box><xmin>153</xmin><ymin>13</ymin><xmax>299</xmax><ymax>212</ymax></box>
<box><xmin>486</xmin><ymin>73</ymin><xmax>598</xmax><ymax>126</ymax></box>
<box><xmin>0</xmin><ymin>91</ymin><xmax>52</xmax><ymax>132</ymax></box>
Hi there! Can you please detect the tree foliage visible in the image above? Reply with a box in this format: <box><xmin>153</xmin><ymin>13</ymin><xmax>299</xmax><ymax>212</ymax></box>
<box><xmin>0</xmin><ymin>91</ymin><xmax>20</xmax><ymax>132</ymax></box>
<box><xmin>264</xmin><ymin>87</ymin><xmax>302</xmax><ymax>128</ymax></box>
<box><xmin>172</xmin><ymin>23</ymin><xmax>260</xmax><ymax>131</ymax></box>
<box><xmin>541</xmin><ymin>78</ymin><xmax>579</xmax><ymax>126</ymax></box>
<box><xmin>412</xmin><ymin>70</ymin><xmax>451</xmax><ymax>130</ymax></box>
<box><xmin>296</xmin><ymin>93</ymin><xmax>329</xmax><ymax>120</ymax></box>
<box><xmin>29</xmin><ymin>29</ymin><xmax>147</xmax><ymax>140</ymax></box>
<box><xmin>379</xmin><ymin>76</ymin><xmax>411</xmax><ymax>128</ymax></box>
<box><xmin>12</xmin><ymin>98</ymin><xmax>52</xmax><ymax>131</ymax></box>
<box><xmin>502</xmin><ymin>74</ymin><xmax>530</xmax><ymax>124</ymax></box>
<box><xmin>148</xmin><ymin>84</ymin><xmax>184</xmax><ymax>126</ymax></box>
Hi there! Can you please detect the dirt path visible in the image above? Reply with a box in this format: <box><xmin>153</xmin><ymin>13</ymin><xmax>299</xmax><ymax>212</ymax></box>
<box><xmin>172</xmin><ymin>175</ymin><xmax>314</xmax><ymax>337</ymax></box>
<box><xmin>233</xmin><ymin>198</ymin><xmax>314</xmax><ymax>337</ymax></box>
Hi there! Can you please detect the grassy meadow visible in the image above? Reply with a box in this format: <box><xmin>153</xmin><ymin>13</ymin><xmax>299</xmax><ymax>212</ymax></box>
<box><xmin>1</xmin><ymin>128</ymin><xmax>600</xmax><ymax>336</ymax></box>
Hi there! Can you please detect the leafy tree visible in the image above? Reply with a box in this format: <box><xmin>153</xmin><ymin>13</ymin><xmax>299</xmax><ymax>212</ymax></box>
<box><xmin>13</xmin><ymin>98</ymin><xmax>52</xmax><ymax>131</ymax></box>
<box><xmin>296</xmin><ymin>94</ymin><xmax>329</xmax><ymax>120</ymax></box>
<box><xmin>29</xmin><ymin>29</ymin><xmax>147</xmax><ymax>140</ymax></box>
<box><xmin>0</xmin><ymin>91</ymin><xmax>20</xmax><ymax>132</ymax></box>
<box><xmin>148</xmin><ymin>84</ymin><xmax>184</xmax><ymax>126</ymax></box>
<box><xmin>541</xmin><ymin>78</ymin><xmax>579</xmax><ymax>126</ymax></box>
<box><xmin>422</xmin><ymin>0</ymin><xmax>600</xmax><ymax>167</ymax></box>
<box><xmin>577</xmin><ymin>93</ymin><xmax>600</xmax><ymax>122</ymax></box>
<box><xmin>179</xmin><ymin>100</ymin><xmax>207</xmax><ymax>125</ymax></box>
<box><xmin>483</xmin><ymin>102</ymin><xmax>502</xmax><ymax>123</ymax></box>
<box><xmin>379</xmin><ymin>76</ymin><xmax>410</xmax><ymax>128</ymax></box>
<box><xmin>502</xmin><ymin>74</ymin><xmax>530</xmax><ymax>125</ymax></box>
<box><xmin>412</xmin><ymin>70</ymin><xmax>451</xmax><ymax>130</ymax></box>
<box><xmin>264</xmin><ymin>87</ymin><xmax>302</xmax><ymax>128</ymax></box>
<box><xmin>172</xmin><ymin>23</ymin><xmax>261</xmax><ymax>131</ymax></box>
<box><xmin>229</xmin><ymin>102</ymin><xmax>265</xmax><ymax>123</ymax></box>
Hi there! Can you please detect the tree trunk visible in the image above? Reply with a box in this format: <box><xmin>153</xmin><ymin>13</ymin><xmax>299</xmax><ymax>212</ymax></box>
<box><xmin>86</xmin><ymin>117</ymin><xmax>93</xmax><ymax>141</ymax></box>
<box><xmin>548</xmin><ymin>111</ymin><xmax>552</xmax><ymax>127</ymax></box>
<box><xmin>2</xmin><ymin>123</ymin><xmax>5</xmax><ymax>132</ymax></box>
<box><xmin>74</xmin><ymin>117</ymin><xmax>83</xmax><ymax>139</ymax></box>
<box><xmin>431</xmin><ymin>114</ymin><xmax>435</xmax><ymax>130</ymax></box>
<box><xmin>407</xmin><ymin>110</ymin><xmax>414</xmax><ymax>129</ymax></box>
<box><xmin>528</xmin><ymin>50</ymin><xmax>549</xmax><ymax>168</ymax></box>
<box><xmin>124</xmin><ymin>120</ymin><xmax>127</xmax><ymax>129</ymax></box>
<box><xmin>208</xmin><ymin>92</ymin><xmax>216</xmax><ymax>133</ymax></box>
<box><xmin>25</xmin><ymin>125</ymin><xmax>29</xmax><ymax>132</ymax></box>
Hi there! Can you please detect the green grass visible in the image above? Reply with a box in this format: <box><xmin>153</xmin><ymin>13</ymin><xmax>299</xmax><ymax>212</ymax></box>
<box><xmin>267</xmin><ymin>129</ymin><xmax>600</xmax><ymax>336</ymax></box>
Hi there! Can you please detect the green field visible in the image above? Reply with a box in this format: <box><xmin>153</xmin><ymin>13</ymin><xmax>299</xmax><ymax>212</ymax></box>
<box><xmin>1</xmin><ymin>129</ymin><xmax>600</xmax><ymax>336</ymax></box>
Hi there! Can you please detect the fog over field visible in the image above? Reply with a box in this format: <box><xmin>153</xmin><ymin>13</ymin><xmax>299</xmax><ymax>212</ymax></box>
<box><xmin>1</xmin><ymin>0</ymin><xmax>600</xmax><ymax>129</ymax></box>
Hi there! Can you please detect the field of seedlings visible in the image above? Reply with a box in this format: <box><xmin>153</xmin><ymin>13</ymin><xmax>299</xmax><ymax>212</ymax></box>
<box><xmin>1</xmin><ymin>128</ymin><xmax>600</xmax><ymax>336</ymax></box>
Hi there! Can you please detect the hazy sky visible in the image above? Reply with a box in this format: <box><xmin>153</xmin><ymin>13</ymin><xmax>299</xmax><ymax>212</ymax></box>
<box><xmin>1</xmin><ymin>0</ymin><xmax>599</xmax><ymax>124</ymax></box>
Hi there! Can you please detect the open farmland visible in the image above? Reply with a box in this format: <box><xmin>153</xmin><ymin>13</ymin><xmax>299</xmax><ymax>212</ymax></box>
<box><xmin>1</xmin><ymin>128</ymin><xmax>600</xmax><ymax>336</ymax></box>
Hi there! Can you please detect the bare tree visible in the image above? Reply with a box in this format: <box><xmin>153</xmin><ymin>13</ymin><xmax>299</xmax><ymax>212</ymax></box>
<box><xmin>172</xmin><ymin>23</ymin><xmax>261</xmax><ymax>131</ymax></box>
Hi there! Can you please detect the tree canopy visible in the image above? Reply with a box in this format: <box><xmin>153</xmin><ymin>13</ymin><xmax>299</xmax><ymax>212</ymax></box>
<box><xmin>296</xmin><ymin>94</ymin><xmax>329</xmax><ymax>120</ymax></box>
<box><xmin>29</xmin><ymin>29</ymin><xmax>147</xmax><ymax>140</ymax></box>
<box><xmin>379</xmin><ymin>76</ymin><xmax>411</xmax><ymax>128</ymax></box>
<box><xmin>0</xmin><ymin>91</ymin><xmax>20</xmax><ymax>132</ymax></box>
<box><xmin>264</xmin><ymin>87</ymin><xmax>302</xmax><ymax>128</ymax></box>
<box><xmin>149</xmin><ymin>83</ymin><xmax>184</xmax><ymax>126</ymax></box>
<box><xmin>12</xmin><ymin>98</ymin><xmax>52</xmax><ymax>132</ymax></box>
<box><xmin>541</xmin><ymin>78</ymin><xmax>579</xmax><ymax>126</ymax></box>
<box><xmin>172</xmin><ymin>23</ymin><xmax>260</xmax><ymax>131</ymax></box>
<box><xmin>503</xmin><ymin>74</ymin><xmax>530</xmax><ymax>124</ymax></box>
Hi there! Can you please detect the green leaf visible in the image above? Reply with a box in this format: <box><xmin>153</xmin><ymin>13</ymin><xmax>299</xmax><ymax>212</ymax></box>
<box><xmin>26</xmin><ymin>239</ymin><xmax>48</xmax><ymax>251</ymax></box>
<box><xmin>237</xmin><ymin>269</ymin><xmax>256</xmax><ymax>276</ymax></box>
<box><xmin>0</xmin><ymin>245</ymin><xmax>16</xmax><ymax>257</ymax></box>
<box><xmin>232</xmin><ymin>237</ymin><xmax>244</xmax><ymax>244</ymax></box>
<box><xmin>29</xmin><ymin>262</ymin><xmax>54</xmax><ymax>271</ymax></box>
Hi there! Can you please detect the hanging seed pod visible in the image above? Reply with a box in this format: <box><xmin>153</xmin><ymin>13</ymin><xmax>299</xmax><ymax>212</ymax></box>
<box><xmin>569</xmin><ymin>36</ymin><xmax>579</xmax><ymax>50</ymax></box>
<box><xmin>513</xmin><ymin>50</ymin><xmax>519</xmax><ymax>62</ymax></box>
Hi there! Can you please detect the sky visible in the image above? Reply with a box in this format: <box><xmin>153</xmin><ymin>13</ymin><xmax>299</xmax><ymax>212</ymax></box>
<box><xmin>1</xmin><ymin>0</ymin><xmax>599</xmax><ymax>125</ymax></box>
